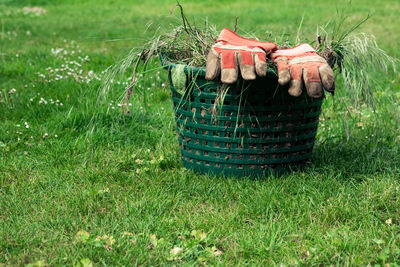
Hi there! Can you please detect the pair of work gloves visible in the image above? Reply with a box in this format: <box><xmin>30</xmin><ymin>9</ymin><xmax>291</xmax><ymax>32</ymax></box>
<box><xmin>205</xmin><ymin>28</ymin><xmax>335</xmax><ymax>98</ymax></box>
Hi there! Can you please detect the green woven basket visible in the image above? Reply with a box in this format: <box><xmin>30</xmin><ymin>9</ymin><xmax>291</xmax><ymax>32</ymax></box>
<box><xmin>161</xmin><ymin>55</ymin><xmax>323</xmax><ymax>177</ymax></box>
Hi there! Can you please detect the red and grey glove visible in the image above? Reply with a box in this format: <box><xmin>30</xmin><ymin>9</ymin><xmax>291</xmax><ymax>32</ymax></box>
<box><xmin>206</xmin><ymin>28</ymin><xmax>277</xmax><ymax>84</ymax></box>
<box><xmin>270</xmin><ymin>44</ymin><xmax>335</xmax><ymax>98</ymax></box>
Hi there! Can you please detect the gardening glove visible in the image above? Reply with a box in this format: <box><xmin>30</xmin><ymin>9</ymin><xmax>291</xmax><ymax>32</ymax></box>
<box><xmin>206</xmin><ymin>28</ymin><xmax>277</xmax><ymax>84</ymax></box>
<box><xmin>270</xmin><ymin>44</ymin><xmax>335</xmax><ymax>98</ymax></box>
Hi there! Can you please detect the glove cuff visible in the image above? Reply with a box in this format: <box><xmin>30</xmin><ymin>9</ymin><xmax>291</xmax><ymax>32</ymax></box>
<box><xmin>271</xmin><ymin>44</ymin><xmax>316</xmax><ymax>60</ymax></box>
<box><xmin>217</xmin><ymin>28</ymin><xmax>277</xmax><ymax>52</ymax></box>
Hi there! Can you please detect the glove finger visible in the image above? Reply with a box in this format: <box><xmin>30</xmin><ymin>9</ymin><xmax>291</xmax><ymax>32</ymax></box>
<box><xmin>205</xmin><ymin>48</ymin><xmax>220</xmax><ymax>81</ymax></box>
<box><xmin>319</xmin><ymin>63</ymin><xmax>335</xmax><ymax>94</ymax></box>
<box><xmin>253</xmin><ymin>51</ymin><xmax>268</xmax><ymax>77</ymax></box>
<box><xmin>303</xmin><ymin>65</ymin><xmax>323</xmax><ymax>98</ymax></box>
<box><xmin>238</xmin><ymin>51</ymin><xmax>256</xmax><ymax>80</ymax></box>
<box><xmin>275</xmin><ymin>57</ymin><xmax>290</xmax><ymax>85</ymax></box>
<box><xmin>287</xmin><ymin>65</ymin><xmax>303</xmax><ymax>97</ymax></box>
<box><xmin>221</xmin><ymin>50</ymin><xmax>238</xmax><ymax>84</ymax></box>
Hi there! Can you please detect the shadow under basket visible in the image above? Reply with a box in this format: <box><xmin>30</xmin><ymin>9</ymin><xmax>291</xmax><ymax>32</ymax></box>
<box><xmin>161</xmin><ymin>55</ymin><xmax>323</xmax><ymax>177</ymax></box>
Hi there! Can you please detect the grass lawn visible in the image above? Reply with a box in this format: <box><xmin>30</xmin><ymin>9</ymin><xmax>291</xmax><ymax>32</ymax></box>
<box><xmin>1</xmin><ymin>0</ymin><xmax>400</xmax><ymax>265</ymax></box>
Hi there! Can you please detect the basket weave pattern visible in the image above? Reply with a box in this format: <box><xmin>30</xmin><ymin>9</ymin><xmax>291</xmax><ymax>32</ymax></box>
<box><xmin>168</xmin><ymin>72</ymin><xmax>323</xmax><ymax>176</ymax></box>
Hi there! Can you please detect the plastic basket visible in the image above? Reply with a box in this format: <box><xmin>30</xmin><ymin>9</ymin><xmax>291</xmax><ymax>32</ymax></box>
<box><xmin>161</xmin><ymin>55</ymin><xmax>323</xmax><ymax>177</ymax></box>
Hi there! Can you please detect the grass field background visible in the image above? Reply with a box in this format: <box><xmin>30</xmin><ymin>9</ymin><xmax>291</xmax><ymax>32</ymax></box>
<box><xmin>1</xmin><ymin>0</ymin><xmax>400</xmax><ymax>265</ymax></box>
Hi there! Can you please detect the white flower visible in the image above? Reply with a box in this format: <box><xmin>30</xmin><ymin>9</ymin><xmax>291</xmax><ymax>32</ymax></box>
<box><xmin>22</xmin><ymin>6</ymin><xmax>47</xmax><ymax>16</ymax></box>
<box><xmin>170</xmin><ymin>246</ymin><xmax>182</xmax><ymax>255</ymax></box>
<box><xmin>51</xmin><ymin>48</ymin><xmax>63</xmax><ymax>55</ymax></box>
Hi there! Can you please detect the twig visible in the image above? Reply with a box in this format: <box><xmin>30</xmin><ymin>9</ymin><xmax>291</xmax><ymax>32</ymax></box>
<box><xmin>234</xmin><ymin>17</ymin><xmax>239</xmax><ymax>32</ymax></box>
<box><xmin>316</xmin><ymin>34</ymin><xmax>322</xmax><ymax>50</ymax></box>
<box><xmin>176</xmin><ymin>1</ymin><xmax>192</xmax><ymax>34</ymax></box>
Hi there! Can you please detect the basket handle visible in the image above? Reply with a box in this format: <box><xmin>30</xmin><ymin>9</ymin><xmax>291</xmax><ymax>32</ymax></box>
<box><xmin>159</xmin><ymin>54</ymin><xmax>183</xmax><ymax>98</ymax></box>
